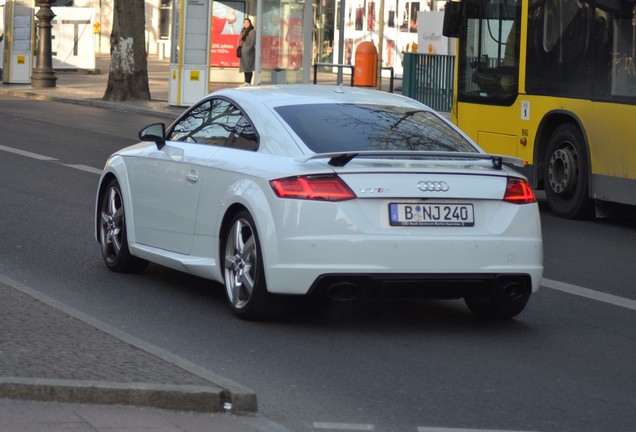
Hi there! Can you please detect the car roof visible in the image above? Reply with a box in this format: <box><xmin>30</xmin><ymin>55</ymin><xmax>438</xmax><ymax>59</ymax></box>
<box><xmin>209</xmin><ymin>84</ymin><xmax>431</xmax><ymax>110</ymax></box>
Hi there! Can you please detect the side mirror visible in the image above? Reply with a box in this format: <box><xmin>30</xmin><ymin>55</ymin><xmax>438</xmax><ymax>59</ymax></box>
<box><xmin>442</xmin><ymin>1</ymin><xmax>464</xmax><ymax>38</ymax></box>
<box><xmin>138</xmin><ymin>123</ymin><xmax>166</xmax><ymax>148</ymax></box>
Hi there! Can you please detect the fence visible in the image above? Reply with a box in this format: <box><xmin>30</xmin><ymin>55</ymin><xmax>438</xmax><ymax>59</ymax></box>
<box><xmin>402</xmin><ymin>53</ymin><xmax>455</xmax><ymax>112</ymax></box>
<box><xmin>312</xmin><ymin>63</ymin><xmax>396</xmax><ymax>93</ymax></box>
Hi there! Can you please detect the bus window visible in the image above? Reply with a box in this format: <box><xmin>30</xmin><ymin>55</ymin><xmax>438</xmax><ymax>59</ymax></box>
<box><xmin>443</xmin><ymin>0</ymin><xmax>464</xmax><ymax>37</ymax></box>
<box><xmin>526</xmin><ymin>0</ymin><xmax>591</xmax><ymax>97</ymax></box>
<box><xmin>591</xmin><ymin>0</ymin><xmax>636</xmax><ymax>100</ymax></box>
<box><xmin>607</xmin><ymin>2</ymin><xmax>636</xmax><ymax>98</ymax></box>
<box><xmin>458</xmin><ymin>0</ymin><xmax>521</xmax><ymax>104</ymax></box>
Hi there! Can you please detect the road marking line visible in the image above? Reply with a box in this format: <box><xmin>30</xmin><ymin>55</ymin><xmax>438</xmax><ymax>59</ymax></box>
<box><xmin>60</xmin><ymin>163</ymin><xmax>103</xmax><ymax>175</ymax></box>
<box><xmin>0</xmin><ymin>144</ymin><xmax>58</xmax><ymax>161</ymax></box>
<box><xmin>0</xmin><ymin>144</ymin><xmax>101</xmax><ymax>175</ymax></box>
<box><xmin>417</xmin><ymin>428</ymin><xmax>539</xmax><ymax>432</ymax></box>
<box><xmin>313</xmin><ymin>423</ymin><xmax>375</xmax><ymax>431</ymax></box>
<box><xmin>542</xmin><ymin>278</ymin><xmax>636</xmax><ymax>312</ymax></box>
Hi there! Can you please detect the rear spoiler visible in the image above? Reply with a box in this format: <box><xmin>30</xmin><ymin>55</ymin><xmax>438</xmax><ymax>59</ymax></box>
<box><xmin>295</xmin><ymin>151</ymin><xmax>525</xmax><ymax>170</ymax></box>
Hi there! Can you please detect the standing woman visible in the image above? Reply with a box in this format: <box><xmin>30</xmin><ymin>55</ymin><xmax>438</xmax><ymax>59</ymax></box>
<box><xmin>238</xmin><ymin>18</ymin><xmax>256</xmax><ymax>86</ymax></box>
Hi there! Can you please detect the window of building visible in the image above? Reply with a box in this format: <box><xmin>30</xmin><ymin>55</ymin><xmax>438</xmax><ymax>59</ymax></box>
<box><xmin>160</xmin><ymin>0</ymin><xmax>171</xmax><ymax>40</ymax></box>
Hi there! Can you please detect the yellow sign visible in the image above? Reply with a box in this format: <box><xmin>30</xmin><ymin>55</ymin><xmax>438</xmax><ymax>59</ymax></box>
<box><xmin>17</xmin><ymin>56</ymin><xmax>25</xmax><ymax>65</ymax></box>
<box><xmin>190</xmin><ymin>71</ymin><xmax>200</xmax><ymax>81</ymax></box>
<box><xmin>172</xmin><ymin>70</ymin><xmax>177</xmax><ymax>80</ymax></box>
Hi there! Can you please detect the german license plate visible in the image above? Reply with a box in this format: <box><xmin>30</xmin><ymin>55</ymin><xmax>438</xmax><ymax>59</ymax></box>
<box><xmin>389</xmin><ymin>203</ymin><xmax>475</xmax><ymax>226</ymax></box>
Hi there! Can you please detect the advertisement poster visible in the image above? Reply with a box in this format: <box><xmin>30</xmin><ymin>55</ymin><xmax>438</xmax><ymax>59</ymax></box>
<box><xmin>334</xmin><ymin>0</ymin><xmax>423</xmax><ymax>77</ymax></box>
<box><xmin>51</xmin><ymin>7</ymin><xmax>95</xmax><ymax>69</ymax></box>
<box><xmin>261</xmin><ymin>2</ymin><xmax>284</xmax><ymax>69</ymax></box>
<box><xmin>417</xmin><ymin>11</ymin><xmax>454</xmax><ymax>55</ymax></box>
<box><xmin>261</xmin><ymin>1</ymin><xmax>304</xmax><ymax>70</ymax></box>
<box><xmin>210</xmin><ymin>1</ymin><xmax>245</xmax><ymax>67</ymax></box>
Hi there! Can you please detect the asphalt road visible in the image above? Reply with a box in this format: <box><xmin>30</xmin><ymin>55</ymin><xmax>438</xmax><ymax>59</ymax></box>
<box><xmin>1</xmin><ymin>95</ymin><xmax>635</xmax><ymax>432</ymax></box>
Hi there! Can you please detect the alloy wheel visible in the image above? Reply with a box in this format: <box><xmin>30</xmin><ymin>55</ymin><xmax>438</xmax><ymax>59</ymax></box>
<box><xmin>100</xmin><ymin>185</ymin><xmax>125</xmax><ymax>265</ymax></box>
<box><xmin>224</xmin><ymin>217</ymin><xmax>258</xmax><ymax>310</ymax></box>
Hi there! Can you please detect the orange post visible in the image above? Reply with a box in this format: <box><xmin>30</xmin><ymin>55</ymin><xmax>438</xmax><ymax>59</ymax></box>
<box><xmin>353</xmin><ymin>42</ymin><xmax>378</xmax><ymax>87</ymax></box>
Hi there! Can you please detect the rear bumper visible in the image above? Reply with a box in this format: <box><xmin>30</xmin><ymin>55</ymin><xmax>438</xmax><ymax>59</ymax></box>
<box><xmin>263</xmin><ymin>235</ymin><xmax>543</xmax><ymax>295</ymax></box>
<box><xmin>307</xmin><ymin>273</ymin><xmax>533</xmax><ymax>301</ymax></box>
<box><xmin>260</xmin><ymin>196</ymin><xmax>543</xmax><ymax>296</ymax></box>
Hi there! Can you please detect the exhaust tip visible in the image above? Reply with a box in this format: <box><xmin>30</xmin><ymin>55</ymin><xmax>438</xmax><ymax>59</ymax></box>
<box><xmin>326</xmin><ymin>282</ymin><xmax>359</xmax><ymax>302</ymax></box>
<box><xmin>500</xmin><ymin>281</ymin><xmax>530</xmax><ymax>300</ymax></box>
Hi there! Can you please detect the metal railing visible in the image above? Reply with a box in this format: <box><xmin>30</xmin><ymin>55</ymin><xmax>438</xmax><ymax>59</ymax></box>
<box><xmin>313</xmin><ymin>63</ymin><xmax>354</xmax><ymax>87</ymax></box>
<box><xmin>312</xmin><ymin>63</ymin><xmax>396</xmax><ymax>93</ymax></box>
<box><xmin>402</xmin><ymin>53</ymin><xmax>455</xmax><ymax>112</ymax></box>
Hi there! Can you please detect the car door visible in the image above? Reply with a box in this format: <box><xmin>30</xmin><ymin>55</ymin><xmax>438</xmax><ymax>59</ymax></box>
<box><xmin>129</xmin><ymin>98</ymin><xmax>238</xmax><ymax>254</ymax></box>
<box><xmin>192</xmin><ymin>110</ymin><xmax>260</xmax><ymax>245</ymax></box>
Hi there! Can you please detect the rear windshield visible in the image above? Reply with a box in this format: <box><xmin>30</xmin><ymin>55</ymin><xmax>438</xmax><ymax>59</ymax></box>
<box><xmin>275</xmin><ymin>103</ymin><xmax>477</xmax><ymax>153</ymax></box>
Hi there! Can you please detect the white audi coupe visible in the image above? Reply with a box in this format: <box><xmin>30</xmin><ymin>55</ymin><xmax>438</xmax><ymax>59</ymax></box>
<box><xmin>95</xmin><ymin>85</ymin><xmax>543</xmax><ymax>320</ymax></box>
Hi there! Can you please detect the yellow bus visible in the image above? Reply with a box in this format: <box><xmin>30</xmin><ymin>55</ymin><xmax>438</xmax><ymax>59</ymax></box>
<box><xmin>442</xmin><ymin>0</ymin><xmax>636</xmax><ymax>218</ymax></box>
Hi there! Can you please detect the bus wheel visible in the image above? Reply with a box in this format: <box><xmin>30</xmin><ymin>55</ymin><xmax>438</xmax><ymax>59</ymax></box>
<box><xmin>544</xmin><ymin>124</ymin><xmax>594</xmax><ymax>219</ymax></box>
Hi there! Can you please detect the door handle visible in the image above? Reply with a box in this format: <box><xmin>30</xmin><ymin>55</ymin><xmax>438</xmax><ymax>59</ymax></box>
<box><xmin>186</xmin><ymin>171</ymin><xmax>199</xmax><ymax>183</ymax></box>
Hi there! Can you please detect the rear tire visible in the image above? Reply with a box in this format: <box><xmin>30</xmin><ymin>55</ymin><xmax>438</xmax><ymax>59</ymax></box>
<box><xmin>543</xmin><ymin>124</ymin><xmax>594</xmax><ymax>219</ymax></box>
<box><xmin>98</xmin><ymin>179</ymin><xmax>148</xmax><ymax>273</ymax></box>
<box><xmin>222</xmin><ymin>211</ymin><xmax>287</xmax><ymax>320</ymax></box>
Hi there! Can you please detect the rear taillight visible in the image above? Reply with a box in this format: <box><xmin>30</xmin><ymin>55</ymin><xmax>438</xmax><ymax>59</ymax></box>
<box><xmin>270</xmin><ymin>175</ymin><xmax>356</xmax><ymax>201</ymax></box>
<box><xmin>504</xmin><ymin>177</ymin><xmax>536</xmax><ymax>204</ymax></box>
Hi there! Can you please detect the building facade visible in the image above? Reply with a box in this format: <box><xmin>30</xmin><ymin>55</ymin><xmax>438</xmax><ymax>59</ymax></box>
<box><xmin>1</xmin><ymin>0</ymin><xmax>446</xmax><ymax>83</ymax></box>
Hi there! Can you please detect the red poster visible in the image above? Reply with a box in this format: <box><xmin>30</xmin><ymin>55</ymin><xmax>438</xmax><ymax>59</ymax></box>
<box><xmin>211</xmin><ymin>33</ymin><xmax>240</xmax><ymax>67</ymax></box>
<box><xmin>210</xmin><ymin>1</ymin><xmax>245</xmax><ymax>67</ymax></box>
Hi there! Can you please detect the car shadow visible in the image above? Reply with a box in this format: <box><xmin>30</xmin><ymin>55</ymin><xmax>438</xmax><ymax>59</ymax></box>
<box><xmin>139</xmin><ymin>264</ymin><xmax>539</xmax><ymax>335</ymax></box>
<box><xmin>279</xmin><ymin>295</ymin><xmax>538</xmax><ymax>335</ymax></box>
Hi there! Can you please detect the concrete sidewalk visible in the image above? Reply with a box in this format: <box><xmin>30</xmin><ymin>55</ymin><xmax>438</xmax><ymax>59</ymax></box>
<box><xmin>0</xmin><ymin>54</ymin><xmax>201</xmax><ymax>120</ymax></box>
<box><xmin>0</xmin><ymin>54</ymin><xmax>402</xmax><ymax>120</ymax></box>
<box><xmin>0</xmin><ymin>275</ymin><xmax>295</xmax><ymax>432</ymax></box>
<box><xmin>0</xmin><ymin>57</ymin><xmax>293</xmax><ymax>431</ymax></box>
<box><xmin>0</xmin><ymin>275</ymin><xmax>281</xmax><ymax>431</ymax></box>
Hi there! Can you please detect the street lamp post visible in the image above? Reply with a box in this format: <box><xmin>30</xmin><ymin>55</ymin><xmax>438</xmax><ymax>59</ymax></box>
<box><xmin>32</xmin><ymin>0</ymin><xmax>57</xmax><ymax>88</ymax></box>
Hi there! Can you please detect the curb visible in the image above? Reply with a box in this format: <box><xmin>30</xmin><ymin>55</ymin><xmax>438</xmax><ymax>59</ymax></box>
<box><xmin>0</xmin><ymin>274</ymin><xmax>258</xmax><ymax>413</ymax></box>
<box><xmin>0</xmin><ymin>378</ymin><xmax>224</xmax><ymax>412</ymax></box>
<box><xmin>0</xmin><ymin>88</ymin><xmax>182</xmax><ymax>120</ymax></box>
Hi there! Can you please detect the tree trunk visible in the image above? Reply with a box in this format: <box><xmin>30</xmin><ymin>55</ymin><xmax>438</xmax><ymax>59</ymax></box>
<box><xmin>103</xmin><ymin>0</ymin><xmax>150</xmax><ymax>101</ymax></box>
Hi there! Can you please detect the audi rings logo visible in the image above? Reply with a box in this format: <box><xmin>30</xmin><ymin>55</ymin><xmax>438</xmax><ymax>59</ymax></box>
<box><xmin>418</xmin><ymin>180</ymin><xmax>450</xmax><ymax>192</ymax></box>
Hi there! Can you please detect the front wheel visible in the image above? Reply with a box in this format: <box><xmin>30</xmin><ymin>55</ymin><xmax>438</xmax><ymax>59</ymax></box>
<box><xmin>98</xmin><ymin>179</ymin><xmax>148</xmax><ymax>273</ymax></box>
<box><xmin>222</xmin><ymin>211</ymin><xmax>287</xmax><ymax>320</ymax></box>
<box><xmin>543</xmin><ymin>124</ymin><xmax>594</xmax><ymax>219</ymax></box>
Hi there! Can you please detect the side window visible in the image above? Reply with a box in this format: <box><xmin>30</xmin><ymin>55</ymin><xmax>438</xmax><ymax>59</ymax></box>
<box><xmin>526</xmin><ymin>0</ymin><xmax>591</xmax><ymax>97</ymax></box>
<box><xmin>168</xmin><ymin>99</ymin><xmax>242</xmax><ymax>146</ymax></box>
<box><xmin>169</xmin><ymin>101</ymin><xmax>211</xmax><ymax>142</ymax></box>
<box><xmin>593</xmin><ymin>1</ymin><xmax>636</xmax><ymax>100</ymax></box>
<box><xmin>225</xmin><ymin>116</ymin><xmax>259</xmax><ymax>151</ymax></box>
